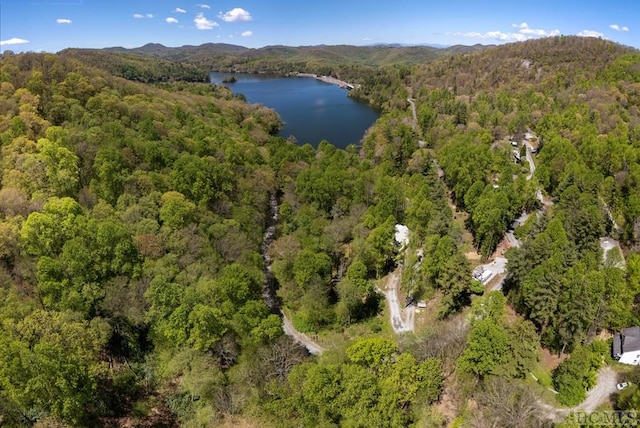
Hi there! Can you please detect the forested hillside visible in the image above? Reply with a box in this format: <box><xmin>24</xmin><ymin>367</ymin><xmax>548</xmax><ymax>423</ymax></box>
<box><xmin>397</xmin><ymin>36</ymin><xmax>640</xmax><ymax>418</ymax></box>
<box><xmin>0</xmin><ymin>50</ymin><xmax>288</xmax><ymax>426</ymax></box>
<box><xmin>103</xmin><ymin>42</ymin><xmax>486</xmax><ymax>73</ymax></box>
<box><xmin>3</xmin><ymin>35</ymin><xmax>640</xmax><ymax>427</ymax></box>
<box><xmin>59</xmin><ymin>49</ymin><xmax>210</xmax><ymax>83</ymax></box>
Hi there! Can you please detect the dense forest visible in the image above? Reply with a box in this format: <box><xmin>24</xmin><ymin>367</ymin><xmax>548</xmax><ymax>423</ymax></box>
<box><xmin>59</xmin><ymin>49</ymin><xmax>210</xmax><ymax>83</ymax></box>
<box><xmin>2</xmin><ymin>35</ymin><xmax>640</xmax><ymax>427</ymax></box>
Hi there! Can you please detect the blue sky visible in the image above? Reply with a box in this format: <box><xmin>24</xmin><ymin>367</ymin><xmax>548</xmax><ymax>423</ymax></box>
<box><xmin>1</xmin><ymin>0</ymin><xmax>638</xmax><ymax>52</ymax></box>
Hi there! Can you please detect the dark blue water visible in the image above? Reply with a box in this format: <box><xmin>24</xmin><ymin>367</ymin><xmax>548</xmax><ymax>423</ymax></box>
<box><xmin>210</xmin><ymin>72</ymin><xmax>379</xmax><ymax>149</ymax></box>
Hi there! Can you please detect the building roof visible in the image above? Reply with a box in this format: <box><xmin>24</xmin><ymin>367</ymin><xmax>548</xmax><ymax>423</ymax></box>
<box><xmin>615</xmin><ymin>327</ymin><xmax>640</xmax><ymax>355</ymax></box>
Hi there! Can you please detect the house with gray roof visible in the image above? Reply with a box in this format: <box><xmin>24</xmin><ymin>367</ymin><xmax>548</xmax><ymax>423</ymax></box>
<box><xmin>613</xmin><ymin>327</ymin><xmax>640</xmax><ymax>365</ymax></box>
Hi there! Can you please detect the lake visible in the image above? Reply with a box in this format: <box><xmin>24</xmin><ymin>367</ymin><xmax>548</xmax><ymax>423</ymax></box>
<box><xmin>210</xmin><ymin>72</ymin><xmax>380</xmax><ymax>149</ymax></box>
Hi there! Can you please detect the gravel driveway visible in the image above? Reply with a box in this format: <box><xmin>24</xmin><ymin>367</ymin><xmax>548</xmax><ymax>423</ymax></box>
<box><xmin>540</xmin><ymin>366</ymin><xmax>618</xmax><ymax>422</ymax></box>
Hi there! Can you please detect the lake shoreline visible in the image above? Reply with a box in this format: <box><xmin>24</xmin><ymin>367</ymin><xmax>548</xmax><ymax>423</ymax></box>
<box><xmin>210</xmin><ymin>71</ymin><xmax>378</xmax><ymax>148</ymax></box>
<box><xmin>294</xmin><ymin>73</ymin><xmax>359</xmax><ymax>90</ymax></box>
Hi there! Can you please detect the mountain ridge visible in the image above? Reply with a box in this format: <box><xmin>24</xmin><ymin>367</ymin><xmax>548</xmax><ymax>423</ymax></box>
<box><xmin>89</xmin><ymin>42</ymin><xmax>489</xmax><ymax>72</ymax></box>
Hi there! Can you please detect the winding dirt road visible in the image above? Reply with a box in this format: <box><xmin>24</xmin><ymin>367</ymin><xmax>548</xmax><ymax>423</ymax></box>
<box><xmin>282</xmin><ymin>313</ymin><xmax>325</xmax><ymax>355</ymax></box>
<box><xmin>539</xmin><ymin>367</ymin><xmax>618</xmax><ymax>423</ymax></box>
<box><xmin>525</xmin><ymin>142</ymin><xmax>536</xmax><ymax>181</ymax></box>
<box><xmin>381</xmin><ymin>268</ymin><xmax>415</xmax><ymax>334</ymax></box>
<box><xmin>408</xmin><ymin>98</ymin><xmax>418</xmax><ymax>125</ymax></box>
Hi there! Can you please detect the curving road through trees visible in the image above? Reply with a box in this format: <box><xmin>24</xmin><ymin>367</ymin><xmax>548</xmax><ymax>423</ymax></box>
<box><xmin>381</xmin><ymin>268</ymin><xmax>415</xmax><ymax>334</ymax></box>
<box><xmin>282</xmin><ymin>313</ymin><xmax>325</xmax><ymax>355</ymax></box>
<box><xmin>539</xmin><ymin>367</ymin><xmax>618</xmax><ymax>423</ymax></box>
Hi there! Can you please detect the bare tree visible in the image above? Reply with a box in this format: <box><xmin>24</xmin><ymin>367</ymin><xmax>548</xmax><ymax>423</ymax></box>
<box><xmin>403</xmin><ymin>314</ymin><xmax>470</xmax><ymax>378</ymax></box>
<box><xmin>257</xmin><ymin>335</ymin><xmax>308</xmax><ymax>384</ymax></box>
<box><xmin>472</xmin><ymin>377</ymin><xmax>548</xmax><ymax>428</ymax></box>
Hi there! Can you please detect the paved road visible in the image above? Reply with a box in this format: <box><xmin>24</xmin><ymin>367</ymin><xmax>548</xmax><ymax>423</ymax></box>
<box><xmin>491</xmin><ymin>277</ymin><xmax>505</xmax><ymax>292</ymax></box>
<box><xmin>505</xmin><ymin>231</ymin><xmax>520</xmax><ymax>248</ymax></box>
<box><xmin>523</xmin><ymin>139</ymin><xmax>552</xmax><ymax>207</ymax></box>
<box><xmin>282</xmin><ymin>314</ymin><xmax>325</xmax><ymax>355</ymax></box>
<box><xmin>382</xmin><ymin>268</ymin><xmax>415</xmax><ymax>334</ymax></box>
<box><xmin>525</xmin><ymin>142</ymin><xmax>536</xmax><ymax>180</ymax></box>
<box><xmin>514</xmin><ymin>211</ymin><xmax>531</xmax><ymax>226</ymax></box>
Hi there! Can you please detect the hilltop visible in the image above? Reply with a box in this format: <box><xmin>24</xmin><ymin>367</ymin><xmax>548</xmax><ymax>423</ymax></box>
<box><xmin>58</xmin><ymin>48</ymin><xmax>211</xmax><ymax>83</ymax></box>
<box><xmin>411</xmin><ymin>35</ymin><xmax>639</xmax><ymax>94</ymax></box>
<box><xmin>90</xmin><ymin>42</ymin><xmax>488</xmax><ymax>74</ymax></box>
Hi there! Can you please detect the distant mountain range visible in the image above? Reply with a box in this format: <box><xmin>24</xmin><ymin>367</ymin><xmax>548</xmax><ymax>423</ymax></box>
<box><xmin>104</xmin><ymin>42</ymin><xmax>248</xmax><ymax>56</ymax></box>
<box><xmin>94</xmin><ymin>42</ymin><xmax>490</xmax><ymax>72</ymax></box>
<box><xmin>367</xmin><ymin>42</ymin><xmax>455</xmax><ymax>49</ymax></box>
<box><xmin>58</xmin><ymin>41</ymin><xmax>495</xmax><ymax>85</ymax></box>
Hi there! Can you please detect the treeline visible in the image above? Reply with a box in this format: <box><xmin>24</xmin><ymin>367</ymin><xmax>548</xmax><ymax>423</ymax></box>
<box><xmin>59</xmin><ymin>49</ymin><xmax>210</xmax><ymax>83</ymax></box>
<box><xmin>103</xmin><ymin>42</ymin><xmax>485</xmax><ymax>74</ymax></box>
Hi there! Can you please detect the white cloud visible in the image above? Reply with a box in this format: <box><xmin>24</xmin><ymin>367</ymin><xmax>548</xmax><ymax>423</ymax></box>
<box><xmin>166</xmin><ymin>17</ymin><xmax>179</xmax><ymax>24</ymax></box>
<box><xmin>218</xmin><ymin>7</ymin><xmax>252</xmax><ymax>22</ymax></box>
<box><xmin>0</xmin><ymin>37</ymin><xmax>29</xmax><ymax>46</ymax></box>
<box><xmin>133</xmin><ymin>13</ymin><xmax>154</xmax><ymax>19</ymax></box>
<box><xmin>610</xmin><ymin>24</ymin><xmax>629</xmax><ymax>32</ymax></box>
<box><xmin>147</xmin><ymin>14</ymin><xmax>154</xmax><ymax>18</ymax></box>
<box><xmin>194</xmin><ymin>13</ymin><xmax>218</xmax><ymax>30</ymax></box>
<box><xmin>197</xmin><ymin>4</ymin><xmax>210</xmax><ymax>9</ymax></box>
<box><xmin>512</xmin><ymin>22</ymin><xmax>560</xmax><ymax>37</ymax></box>
<box><xmin>450</xmin><ymin>22</ymin><xmax>560</xmax><ymax>43</ymax></box>
<box><xmin>241</xmin><ymin>30</ymin><xmax>253</xmax><ymax>37</ymax></box>
<box><xmin>578</xmin><ymin>30</ymin><xmax>604</xmax><ymax>38</ymax></box>
<box><xmin>489</xmin><ymin>31</ymin><xmax>526</xmax><ymax>41</ymax></box>
<box><xmin>450</xmin><ymin>31</ymin><xmax>526</xmax><ymax>42</ymax></box>
<box><xmin>56</xmin><ymin>18</ymin><xmax>72</xmax><ymax>24</ymax></box>
<box><xmin>174</xmin><ymin>7</ymin><xmax>186</xmax><ymax>13</ymax></box>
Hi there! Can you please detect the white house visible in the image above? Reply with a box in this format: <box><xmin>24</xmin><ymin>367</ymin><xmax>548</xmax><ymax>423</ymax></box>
<box><xmin>394</xmin><ymin>224</ymin><xmax>410</xmax><ymax>249</ymax></box>
<box><xmin>613</xmin><ymin>327</ymin><xmax>640</xmax><ymax>365</ymax></box>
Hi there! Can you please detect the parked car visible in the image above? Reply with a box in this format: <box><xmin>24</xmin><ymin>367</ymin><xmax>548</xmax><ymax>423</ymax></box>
<box><xmin>617</xmin><ymin>382</ymin><xmax>630</xmax><ymax>391</ymax></box>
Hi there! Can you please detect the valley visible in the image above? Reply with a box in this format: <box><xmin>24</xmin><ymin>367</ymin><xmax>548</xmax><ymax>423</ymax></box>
<box><xmin>1</xmin><ymin>35</ymin><xmax>640</xmax><ymax>427</ymax></box>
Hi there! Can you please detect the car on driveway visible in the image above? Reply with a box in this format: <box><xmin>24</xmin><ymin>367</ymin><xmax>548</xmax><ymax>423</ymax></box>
<box><xmin>617</xmin><ymin>382</ymin><xmax>630</xmax><ymax>391</ymax></box>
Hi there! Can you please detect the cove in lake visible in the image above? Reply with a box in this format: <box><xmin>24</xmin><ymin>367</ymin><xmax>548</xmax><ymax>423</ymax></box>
<box><xmin>210</xmin><ymin>72</ymin><xmax>380</xmax><ymax>149</ymax></box>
